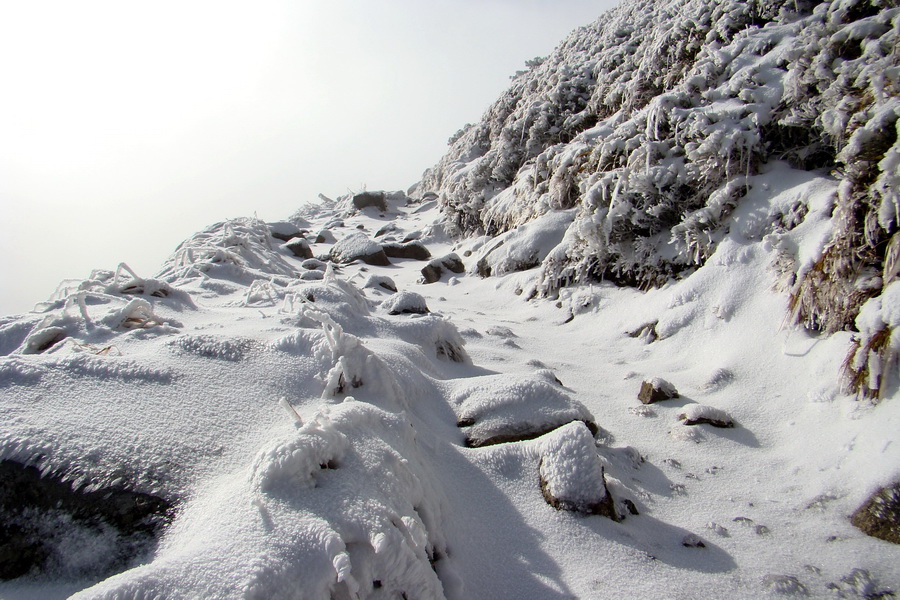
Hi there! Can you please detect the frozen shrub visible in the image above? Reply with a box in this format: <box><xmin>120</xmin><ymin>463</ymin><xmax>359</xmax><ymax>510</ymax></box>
<box><xmin>413</xmin><ymin>0</ymin><xmax>900</xmax><ymax>360</ymax></box>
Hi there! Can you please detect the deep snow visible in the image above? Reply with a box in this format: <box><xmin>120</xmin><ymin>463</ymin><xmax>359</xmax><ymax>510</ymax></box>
<box><xmin>0</xmin><ymin>173</ymin><xmax>897</xmax><ymax>599</ymax></box>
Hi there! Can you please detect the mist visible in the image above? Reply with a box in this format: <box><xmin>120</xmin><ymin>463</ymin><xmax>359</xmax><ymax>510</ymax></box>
<box><xmin>0</xmin><ymin>0</ymin><xmax>618</xmax><ymax>316</ymax></box>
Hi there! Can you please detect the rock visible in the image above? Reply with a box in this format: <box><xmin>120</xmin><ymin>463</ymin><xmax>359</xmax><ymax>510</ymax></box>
<box><xmin>374</xmin><ymin>223</ymin><xmax>399</xmax><ymax>238</ymax></box>
<box><xmin>761</xmin><ymin>575</ymin><xmax>808</xmax><ymax>596</ymax></box>
<box><xmin>0</xmin><ymin>459</ymin><xmax>172</xmax><ymax>581</ymax></box>
<box><xmin>283</xmin><ymin>238</ymin><xmax>313</xmax><ymax>259</ymax></box>
<box><xmin>382</xmin><ymin>242</ymin><xmax>431</xmax><ymax>261</ymax></box>
<box><xmin>638</xmin><ymin>377</ymin><xmax>679</xmax><ymax>404</ymax></box>
<box><xmin>315</xmin><ymin>229</ymin><xmax>336</xmax><ymax>244</ymax></box>
<box><xmin>627</xmin><ymin>321</ymin><xmax>658</xmax><ymax>343</ymax></box>
<box><xmin>352</xmin><ymin>191</ymin><xmax>387</xmax><ymax>212</ymax></box>
<box><xmin>851</xmin><ymin>482</ymin><xmax>900</xmax><ymax>544</ymax></box>
<box><xmin>440</xmin><ymin>253</ymin><xmax>465</xmax><ymax>273</ymax></box>
<box><xmin>421</xmin><ymin>263</ymin><xmax>443</xmax><ymax>284</ymax></box>
<box><xmin>421</xmin><ymin>253</ymin><xmax>465</xmax><ymax>284</ymax></box>
<box><xmin>681</xmin><ymin>534</ymin><xmax>706</xmax><ymax>548</ymax></box>
<box><xmin>678</xmin><ymin>404</ymin><xmax>734</xmax><ymax>428</ymax></box>
<box><xmin>456</xmin><ymin>375</ymin><xmax>596</xmax><ymax>449</ymax></box>
<box><xmin>622</xmin><ymin>499</ymin><xmax>640</xmax><ymax>515</ymax></box>
<box><xmin>300</xmin><ymin>270</ymin><xmax>325</xmax><ymax>281</ymax></box>
<box><xmin>539</xmin><ymin>422</ymin><xmax>619</xmax><ymax>520</ymax></box>
<box><xmin>364</xmin><ymin>275</ymin><xmax>397</xmax><ymax>293</ymax></box>
<box><xmin>383</xmin><ymin>291</ymin><xmax>429</xmax><ymax>315</ymax></box>
<box><xmin>268</xmin><ymin>221</ymin><xmax>303</xmax><ymax>242</ymax></box>
<box><xmin>301</xmin><ymin>258</ymin><xmax>327</xmax><ymax>271</ymax></box>
<box><xmin>330</xmin><ymin>233</ymin><xmax>391</xmax><ymax>266</ymax></box>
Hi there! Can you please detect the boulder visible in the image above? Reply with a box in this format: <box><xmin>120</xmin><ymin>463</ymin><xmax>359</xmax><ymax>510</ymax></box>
<box><xmin>283</xmin><ymin>238</ymin><xmax>313</xmax><ymax>259</ymax></box>
<box><xmin>851</xmin><ymin>482</ymin><xmax>900</xmax><ymax>544</ymax></box>
<box><xmin>268</xmin><ymin>221</ymin><xmax>303</xmax><ymax>242</ymax></box>
<box><xmin>300</xmin><ymin>270</ymin><xmax>325</xmax><ymax>281</ymax></box>
<box><xmin>441</xmin><ymin>253</ymin><xmax>465</xmax><ymax>273</ymax></box>
<box><xmin>421</xmin><ymin>253</ymin><xmax>465</xmax><ymax>284</ymax></box>
<box><xmin>421</xmin><ymin>264</ymin><xmax>443</xmax><ymax>284</ymax></box>
<box><xmin>352</xmin><ymin>191</ymin><xmax>387</xmax><ymax>212</ymax></box>
<box><xmin>538</xmin><ymin>422</ymin><xmax>619</xmax><ymax>520</ymax></box>
<box><xmin>455</xmin><ymin>375</ymin><xmax>597</xmax><ymax>449</ymax></box>
<box><xmin>383</xmin><ymin>291</ymin><xmax>429</xmax><ymax>315</ymax></box>
<box><xmin>374</xmin><ymin>223</ymin><xmax>400</xmax><ymax>238</ymax></box>
<box><xmin>0</xmin><ymin>459</ymin><xmax>172</xmax><ymax>581</ymax></box>
<box><xmin>364</xmin><ymin>275</ymin><xmax>397</xmax><ymax>293</ymax></box>
<box><xmin>638</xmin><ymin>377</ymin><xmax>679</xmax><ymax>404</ymax></box>
<box><xmin>382</xmin><ymin>242</ymin><xmax>431</xmax><ymax>261</ymax></box>
<box><xmin>315</xmin><ymin>229</ymin><xmax>336</xmax><ymax>244</ymax></box>
<box><xmin>330</xmin><ymin>233</ymin><xmax>390</xmax><ymax>266</ymax></box>
<box><xmin>301</xmin><ymin>258</ymin><xmax>327</xmax><ymax>271</ymax></box>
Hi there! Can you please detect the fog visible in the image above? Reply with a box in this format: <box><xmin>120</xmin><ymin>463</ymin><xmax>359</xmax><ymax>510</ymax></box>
<box><xmin>0</xmin><ymin>0</ymin><xmax>618</xmax><ymax>316</ymax></box>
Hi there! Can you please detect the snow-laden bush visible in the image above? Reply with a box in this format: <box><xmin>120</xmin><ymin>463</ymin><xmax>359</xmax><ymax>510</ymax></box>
<box><xmin>418</xmin><ymin>0</ymin><xmax>898</xmax><ymax>296</ymax></box>
<box><xmin>415</xmin><ymin>0</ymin><xmax>900</xmax><ymax>395</ymax></box>
<box><xmin>158</xmin><ymin>218</ymin><xmax>298</xmax><ymax>284</ymax></box>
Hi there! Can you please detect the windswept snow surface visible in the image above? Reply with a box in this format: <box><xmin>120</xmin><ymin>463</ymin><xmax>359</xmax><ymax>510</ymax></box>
<box><xmin>0</xmin><ymin>173</ymin><xmax>898</xmax><ymax>599</ymax></box>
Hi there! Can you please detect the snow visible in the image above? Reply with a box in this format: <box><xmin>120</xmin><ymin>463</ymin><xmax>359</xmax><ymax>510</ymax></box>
<box><xmin>381</xmin><ymin>291</ymin><xmax>429</xmax><ymax>315</ymax></box>
<box><xmin>1</xmin><ymin>0</ymin><xmax>900</xmax><ymax>598</ymax></box>
<box><xmin>1</xmin><ymin>171</ymin><xmax>897</xmax><ymax>598</ymax></box>
<box><xmin>329</xmin><ymin>232</ymin><xmax>384</xmax><ymax>265</ymax></box>
<box><xmin>538</xmin><ymin>422</ymin><xmax>609</xmax><ymax>513</ymax></box>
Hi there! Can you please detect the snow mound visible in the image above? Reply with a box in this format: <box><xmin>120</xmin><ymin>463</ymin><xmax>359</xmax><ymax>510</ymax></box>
<box><xmin>382</xmin><ymin>291</ymin><xmax>430</xmax><ymax>315</ymax></box>
<box><xmin>539</xmin><ymin>421</ymin><xmax>617</xmax><ymax>518</ymax></box>
<box><xmin>452</xmin><ymin>375</ymin><xmax>595</xmax><ymax>447</ymax></box>
<box><xmin>330</xmin><ymin>232</ymin><xmax>389</xmax><ymax>266</ymax></box>
<box><xmin>473</xmin><ymin>209</ymin><xmax>576</xmax><ymax>278</ymax></box>
<box><xmin>74</xmin><ymin>403</ymin><xmax>454</xmax><ymax>600</ymax></box>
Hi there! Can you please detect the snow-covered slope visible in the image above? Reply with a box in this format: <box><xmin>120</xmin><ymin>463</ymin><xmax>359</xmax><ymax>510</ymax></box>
<box><xmin>1</xmin><ymin>0</ymin><xmax>899</xmax><ymax>599</ymax></box>
<box><xmin>1</xmin><ymin>184</ymin><xmax>898</xmax><ymax>599</ymax></box>
<box><xmin>416</xmin><ymin>0</ymin><xmax>900</xmax><ymax>398</ymax></box>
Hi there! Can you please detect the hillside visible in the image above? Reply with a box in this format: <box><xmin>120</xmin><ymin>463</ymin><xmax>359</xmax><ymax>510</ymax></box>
<box><xmin>1</xmin><ymin>0</ymin><xmax>899</xmax><ymax>599</ymax></box>
<box><xmin>417</xmin><ymin>0</ymin><xmax>900</xmax><ymax>399</ymax></box>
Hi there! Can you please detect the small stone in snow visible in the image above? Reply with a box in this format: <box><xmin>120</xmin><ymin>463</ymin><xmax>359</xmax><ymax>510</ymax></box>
<box><xmin>638</xmin><ymin>378</ymin><xmax>679</xmax><ymax>404</ymax></box>
<box><xmin>678</xmin><ymin>404</ymin><xmax>734</xmax><ymax>428</ymax></box>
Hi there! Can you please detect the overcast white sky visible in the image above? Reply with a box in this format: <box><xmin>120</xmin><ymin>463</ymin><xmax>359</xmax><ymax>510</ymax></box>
<box><xmin>0</xmin><ymin>0</ymin><xmax>619</xmax><ymax>316</ymax></box>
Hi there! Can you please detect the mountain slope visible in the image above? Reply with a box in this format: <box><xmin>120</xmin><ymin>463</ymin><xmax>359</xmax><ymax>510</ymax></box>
<box><xmin>416</xmin><ymin>0</ymin><xmax>899</xmax><ymax>397</ymax></box>
<box><xmin>0</xmin><ymin>1</ymin><xmax>899</xmax><ymax>599</ymax></box>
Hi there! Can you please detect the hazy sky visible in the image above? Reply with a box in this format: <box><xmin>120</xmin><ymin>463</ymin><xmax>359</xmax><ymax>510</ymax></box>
<box><xmin>0</xmin><ymin>0</ymin><xmax>619</xmax><ymax>316</ymax></box>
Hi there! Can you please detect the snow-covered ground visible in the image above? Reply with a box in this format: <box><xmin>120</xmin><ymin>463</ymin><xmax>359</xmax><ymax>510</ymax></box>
<box><xmin>1</xmin><ymin>173</ymin><xmax>897</xmax><ymax>599</ymax></box>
